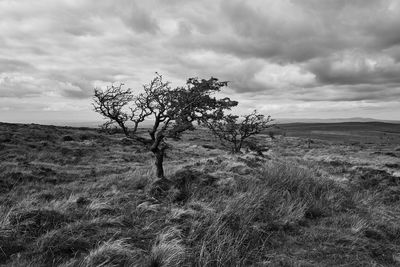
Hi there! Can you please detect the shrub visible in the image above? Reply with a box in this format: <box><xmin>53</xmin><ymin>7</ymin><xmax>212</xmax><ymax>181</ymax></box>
<box><xmin>205</xmin><ymin>110</ymin><xmax>273</xmax><ymax>153</ymax></box>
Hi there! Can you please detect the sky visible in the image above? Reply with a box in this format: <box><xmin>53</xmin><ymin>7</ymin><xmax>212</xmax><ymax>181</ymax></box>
<box><xmin>1</xmin><ymin>0</ymin><xmax>400</xmax><ymax>125</ymax></box>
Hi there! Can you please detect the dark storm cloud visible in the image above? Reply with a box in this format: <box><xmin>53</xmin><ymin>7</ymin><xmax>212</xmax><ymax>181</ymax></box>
<box><xmin>159</xmin><ymin>0</ymin><xmax>400</xmax><ymax>106</ymax></box>
<box><xmin>1</xmin><ymin>0</ymin><xmax>400</xmax><ymax>120</ymax></box>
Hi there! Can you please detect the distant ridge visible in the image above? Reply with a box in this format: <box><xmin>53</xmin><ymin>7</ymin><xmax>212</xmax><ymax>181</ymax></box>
<box><xmin>0</xmin><ymin>120</ymin><xmax>155</xmax><ymax>128</ymax></box>
<box><xmin>42</xmin><ymin>117</ymin><xmax>400</xmax><ymax>127</ymax></box>
<box><xmin>1</xmin><ymin>118</ymin><xmax>400</xmax><ymax>127</ymax></box>
<box><xmin>275</xmin><ymin>117</ymin><xmax>400</xmax><ymax>124</ymax></box>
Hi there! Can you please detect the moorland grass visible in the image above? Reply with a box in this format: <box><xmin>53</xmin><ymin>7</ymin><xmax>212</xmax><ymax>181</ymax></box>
<box><xmin>0</xmin><ymin>122</ymin><xmax>399</xmax><ymax>266</ymax></box>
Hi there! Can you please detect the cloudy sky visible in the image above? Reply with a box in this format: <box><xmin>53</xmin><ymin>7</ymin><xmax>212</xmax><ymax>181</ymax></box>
<box><xmin>1</xmin><ymin>0</ymin><xmax>400</xmax><ymax>124</ymax></box>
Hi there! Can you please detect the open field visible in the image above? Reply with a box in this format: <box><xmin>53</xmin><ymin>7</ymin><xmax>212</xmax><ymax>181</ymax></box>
<box><xmin>277</xmin><ymin>122</ymin><xmax>400</xmax><ymax>145</ymax></box>
<box><xmin>0</xmin><ymin>122</ymin><xmax>400</xmax><ymax>266</ymax></box>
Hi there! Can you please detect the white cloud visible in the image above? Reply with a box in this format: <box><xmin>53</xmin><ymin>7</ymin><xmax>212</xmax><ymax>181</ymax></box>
<box><xmin>1</xmin><ymin>0</ymin><xmax>400</xmax><ymax>123</ymax></box>
<box><xmin>254</xmin><ymin>64</ymin><xmax>316</xmax><ymax>89</ymax></box>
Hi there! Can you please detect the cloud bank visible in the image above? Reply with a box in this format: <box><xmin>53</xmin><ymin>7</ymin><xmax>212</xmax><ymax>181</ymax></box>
<box><xmin>1</xmin><ymin>0</ymin><xmax>400</xmax><ymax>123</ymax></box>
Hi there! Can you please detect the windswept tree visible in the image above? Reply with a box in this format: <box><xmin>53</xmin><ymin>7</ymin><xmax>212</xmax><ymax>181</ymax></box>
<box><xmin>93</xmin><ymin>74</ymin><xmax>237</xmax><ymax>179</ymax></box>
<box><xmin>206</xmin><ymin>110</ymin><xmax>273</xmax><ymax>153</ymax></box>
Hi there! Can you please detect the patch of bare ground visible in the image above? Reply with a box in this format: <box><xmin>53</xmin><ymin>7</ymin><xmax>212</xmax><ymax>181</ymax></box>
<box><xmin>0</xmin><ymin>122</ymin><xmax>399</xmax><ymax>266</ymax></box>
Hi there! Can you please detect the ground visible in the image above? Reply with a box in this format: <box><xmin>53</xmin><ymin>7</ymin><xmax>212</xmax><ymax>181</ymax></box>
<box><xmin>0</xmin><ymin>122</ymin><xmax>399</xmax><ymax>266</ymax></box>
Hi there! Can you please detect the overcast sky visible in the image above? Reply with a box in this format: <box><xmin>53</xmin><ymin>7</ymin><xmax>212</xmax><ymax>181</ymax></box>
<box><xmin>1</xmin><ymin>0</ymin><xmax>400</xmax><ymax>124</ymax></box>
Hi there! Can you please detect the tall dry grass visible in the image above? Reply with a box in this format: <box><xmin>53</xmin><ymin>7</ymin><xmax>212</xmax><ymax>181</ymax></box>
<box><xmin>180</xmin><ymin>161</ymin><xmax>352</xmax><ymax>266</ymax></box>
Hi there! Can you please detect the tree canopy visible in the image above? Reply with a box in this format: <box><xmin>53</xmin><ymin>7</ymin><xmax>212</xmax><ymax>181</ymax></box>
<box><xmin>205</xmin><ymin>110</ymin><xmax>273</xmax><ymax>153</ymax></box>
<box><xmin>93</xmin><ymin>74</ymin><xmax>237</xmax><ymax>178</ymax></box>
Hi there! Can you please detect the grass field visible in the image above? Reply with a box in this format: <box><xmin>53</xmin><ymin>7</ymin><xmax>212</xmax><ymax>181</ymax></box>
<box><xmin>277</xmin><ymin>122</ymin><xmax>400</xmax><ymax>145</ymax></box>
<box><xmin>0</xmin><ymin>121</ymin><xmax>399</xmax><ymax>266</ymax></box>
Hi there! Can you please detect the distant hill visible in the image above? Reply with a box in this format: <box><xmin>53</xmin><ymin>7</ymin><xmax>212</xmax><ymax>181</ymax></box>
<box><xmin>1</xmin><ymin>117</ymin><xmax>399</xmax><ymax>128</ymax></box>
<box><xmin>1</xmin><ymin>120</ymin><xmax>155</xmax><ymax>128</ymax></box>
<box><xmin>275</xmin><ymin>117</ymin><xmax>400</xmax><ymax>124</ymax></box>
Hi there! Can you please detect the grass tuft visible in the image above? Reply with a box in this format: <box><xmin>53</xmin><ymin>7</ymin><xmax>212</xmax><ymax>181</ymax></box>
<box><xmin>31</xmin><ymin>218</ymin><xmax>124</xmax><ymax>265</ymax></box>
<box><xmin>83</xmin><ymin>239</ymin><xmax>143</xmax><ymax>267</ymax></box>
<box><xmin>148</xmin><ymin>228</ymin><xmax>185</xmax><ymax>267</ymax></box>
<box><xmin>9</xmin><ymin>208</ymin><xmax>71</xmax><ymax>238</ymax></box>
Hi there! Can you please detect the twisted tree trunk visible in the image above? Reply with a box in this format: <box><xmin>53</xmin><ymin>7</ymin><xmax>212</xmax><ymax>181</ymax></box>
<box><xmin>154</xmin><ymin>148</ymin><xmax>165</xmax><ymax>179</ymax></box>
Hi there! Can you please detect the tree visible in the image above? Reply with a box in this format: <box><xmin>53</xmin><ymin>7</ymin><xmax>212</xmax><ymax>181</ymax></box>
<box><xmin>205</xmin><ymin>110</ymin><xmax>273</xmax><ymax>153</ymax></box>
<box><xmin>93</xmin><ymin>74</ymin><xmax>237</xmax><ymax>179</ymax></box>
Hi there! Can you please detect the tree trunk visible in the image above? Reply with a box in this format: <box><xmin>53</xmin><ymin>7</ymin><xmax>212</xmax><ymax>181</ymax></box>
<box><xmin>154</xmin><ymin>149</ymin><xmax>165</xmax><ymax>179</ymax></box>
<box><xmin>150</xmin><ymin>132</ymin><xmax>168</xmax><ymax>179</ymax></box>
<box><xmin>237</xmin><ymin>140</ymin><xmax>243</xmax><ymax>152</ymax></box>
<box><xmin>231</xmin><ymin>140</ymin><xmax>242</xmax><ymax>154</ymax></box>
